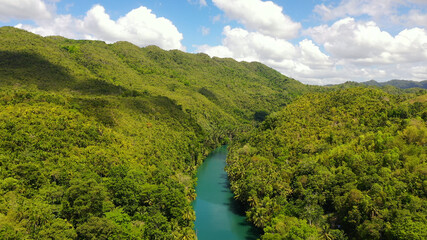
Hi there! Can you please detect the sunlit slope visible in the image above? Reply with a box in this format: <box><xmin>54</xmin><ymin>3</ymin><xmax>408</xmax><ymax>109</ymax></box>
<box><xmin>227</xmin><ymin>88</ymin><xmax>426</xmax><ymax>239</ymax></box>
<box><xmin>0</xmin><ymin>26</ymin><xmax>311</xmax><ymax>239</ymax></box>
<box><xmin>0</xmin><ymin>26</ymin><xmax>308</xmax><ymax>136</ymax></box>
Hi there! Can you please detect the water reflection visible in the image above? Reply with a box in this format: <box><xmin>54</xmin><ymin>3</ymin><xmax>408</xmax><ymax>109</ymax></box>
<box><xmin>193</xmin><ymin>146</ymin><xmax>262</xmax><ymax>240</ymax></box>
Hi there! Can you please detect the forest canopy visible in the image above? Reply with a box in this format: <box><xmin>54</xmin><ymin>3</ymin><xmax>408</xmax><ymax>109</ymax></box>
<box><xmin>0</xmin><ymin>27</ymin><xmax>425</xmax><ymax>239</ymax></box>
<box><xmin>227</xmin><ymin>88</ymin><xmax>426</xmax><ymax>240</ymax></box>
<box><xmin>0</xmin><ymin>26</ymin><xmax>309</xmax><ymax>239</ymax></box>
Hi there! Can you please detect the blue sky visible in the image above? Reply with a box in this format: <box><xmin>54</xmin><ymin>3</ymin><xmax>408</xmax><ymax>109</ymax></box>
<box><xmin>1</xmin><ymin>0</ymin><xmax>426</xmax><ymax>85</ymax></box>
<box><xmin>48</xmin><ymin>0</ymin><xmax>325</xmax><ymax>50</ymax></box>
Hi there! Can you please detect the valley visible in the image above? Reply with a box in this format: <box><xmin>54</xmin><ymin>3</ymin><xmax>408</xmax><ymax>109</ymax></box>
<box><xmin>0</xmin><ymin>27</ymin><xmax>426</xmax><ymax>240</ymax></box>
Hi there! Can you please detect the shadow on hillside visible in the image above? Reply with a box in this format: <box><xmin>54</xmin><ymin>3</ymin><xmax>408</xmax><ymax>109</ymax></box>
<box><xmin>0</xmin><ymin>50</ymin><xmax>146</xmax><ymax>96</ymax></box>
<box><xmin>73</xmin><ymin>79</ymin><xmax>143</xmax><ymax>96</ymax></box>
<box><xmin>0</xmin><ymin>50</ymin><xmax>202</xmax><ymax>129</ymax></box>
<box><xmin>0</xmin><ymin>50</ymin><xmax>75</xmax><ymax>90</ymax></box>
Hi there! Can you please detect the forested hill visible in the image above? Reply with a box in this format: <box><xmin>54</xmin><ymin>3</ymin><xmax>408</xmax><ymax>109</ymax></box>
<box><xmin>0</xmin><ymin>26</ymin><xmax>309</xmax><ymax>239</ymax></box>
<box><xmin>332</xmin><ymin>80</ymin><xmax>427</xmax><ymax>90</ymax></box>
<box><xmin>362</xmin><ymin>80</ymin><xmax>427</xmax><ymax>89</ymax></box>
<box><xmin>227</xmin><ymin>88</ymin><xmax>426</xmax><ymax>239</ymax></box>
<box><xmin>0</xmin><ymin>26</ymin><xmax>309</xmax><ymax>137</ymax></box>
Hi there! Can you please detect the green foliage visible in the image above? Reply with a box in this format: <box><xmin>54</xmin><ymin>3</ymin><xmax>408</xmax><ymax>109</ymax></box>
<box><xmin>38</xmin><ymin>218</ymin><xmax>77</xmax><ymax>240</ymax></box>
<box><xmin>3</xmin><ymin>26</ymin><xmax>424</xmax><ymax>240</ymax></box>
<box><xmin>262</xmin><ymin>215</ymin><xmax>320</xmax><ymax>240</ymax></box>
<box><xmin>0</xmin><ymin>26</ymin><xmax>310</xmax><ymax>139</ymax></box>
<box><xmin>254</xmin><ymin>110</ymin><xmax>269</xmax><ymax>122</ymax></box>
<box><xmin>360</xmin><ymin>79</ymin><xmax>427</xmax><ymax>89</ymax></box>
<box><xmin>228</xmin><ymin>88</ymin><xmax>427</xmax><ymax>239</ymax></box>
<box><xmin>0</xmin><ymin>26</ymin><xmax>312</xmax><ymax>239</ymax></box>
<box><xmin>0</xmin><ymin>85</ymin><xmax>207</xmax><ymax>239</ymax></box>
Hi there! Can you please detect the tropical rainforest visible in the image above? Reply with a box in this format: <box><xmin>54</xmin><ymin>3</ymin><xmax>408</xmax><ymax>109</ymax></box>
<box><xmin>0</xmin><ymin>26</ymin><xmax>425</xmax><ymax>240</ymax></box>
<box><xmin>227</xmin><ymin>88</ymin><xmax>426</xmax><ymax>239</ymax></box>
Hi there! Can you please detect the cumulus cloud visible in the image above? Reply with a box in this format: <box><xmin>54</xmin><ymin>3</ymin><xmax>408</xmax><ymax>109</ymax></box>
<box><xmin>82</xmin><ymin>5</ymin><xmax>184</xmax><ymax>50</ymax></box>
<box><xmin>211</xmin><ymin>26</ymin><xmax>297</xmax><ymax>62</ymax></box>
<box><xmin>5</xmin><ymin>0</ymin><xmax>427</xmax><ymax>85</ymax></box>
<box><xmin>305</xmin><ymin>18</ymin><xmax>427</xmax><ymax>65</ymax></box>
<box><xmin>300</xmin><ymin>17</ymin><xmax>427</xmax><ymax>83</ymax></box>
<box><xmin>212</xmin><ymin>0</ymin><xmax>301</xmax><ymax>39</ymax></box>
<box><xmin>0</xmin><ymin>0</ymin><xmax>53</xmax><ymax>21</ymax></box>
<box><xmin>14</xmin><ymin>4</ymin><xmax>184</xmax><ymax>50</ymax></box>
<box><xmin>16</xmin><ymin>14</ymin><xmax>83</xmax><ymax>38</ymax></box>
<box><xmin>198</xmin><ymin>17</ymin><xmax>427</xmax><ymax>85</ymax></box>
<box><xmin>196</xmin><ymin>26</ymin><xmax>336</xmax><ymax>85</ymax></box>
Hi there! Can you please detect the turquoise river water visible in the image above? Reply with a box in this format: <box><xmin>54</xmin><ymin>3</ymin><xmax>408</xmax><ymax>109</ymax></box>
<box><xmin>193</xmin><ymin>146</ymin><xmax>261</xmax><ymax>240</ymax></box>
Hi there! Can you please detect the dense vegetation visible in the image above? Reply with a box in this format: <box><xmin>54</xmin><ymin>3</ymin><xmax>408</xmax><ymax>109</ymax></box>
<box><xmin>0</xmin><ymin>26</ymin><xmax>309</xmax><ymax>138</ymax></box>
<box><xmin>360</xmin><ymin>80</ymin><xmax>427</xmax><ymax>90</ymax></box>
<box><xmin>0</xmin><ymin>86</ymin><xmax>208</xmax><ymax>239</ymax></box>
<box><xmin>1</xmin><ymin>26</ymin><xmax>425</xmax><ymax>240</ymax></box>
<box><xmin>0</xmin><ymin>26</ymin><xmax>311</xmax><ymax>239</ymax></box>
<box><xmin>227</xmin><ymin>88</ymin><xmax>426</xmax><ymax>239</ymax></box>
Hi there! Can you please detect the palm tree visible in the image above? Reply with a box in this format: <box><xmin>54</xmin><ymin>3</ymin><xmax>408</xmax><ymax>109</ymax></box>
<box><xmin>182</xmin><ymin>208</ymin><xmax>196</xmax><ymax>221</ymax></box>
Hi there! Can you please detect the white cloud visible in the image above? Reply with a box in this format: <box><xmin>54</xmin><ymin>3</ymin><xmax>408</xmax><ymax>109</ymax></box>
<box><xmin>196</xmin><ymin>26</ymin><xmax>336</xmax><ymax>85</ymax></box>
<box><xmin>5</xmin><ymin>0</ymin><xmax>427</xmax><ymax>85</ymax></box>
<box><xmin>305</xmin><ymin>18</ymin><xmax>427</xmax><ymax>65</ymax></box>
<box><xmin>197</xmin><ymin>45</ymin><xmax>234</xmax><ymax>58</ymax></box>
<box><xmin>198</xmin><ymin>17</ymin><xmax>427</xmax><ymax>85</ymax></box>
<box><xmin>0</xmin><ymin>0</ymin><xmax>53</xmax><ymax>21</ymax></box>
<box><xmin>83</xmin><ymin>5</ymin><xmax>184</xmax><ymax>50</ymax></box>
<box><xmin>212</xmin><ymin>0</ymin><xmax>301</xmax><ymax>39</ymax></box>
<box><xmin>314</xmin><ymin>0</ymin><xmax>427</xmax><ymax>25</ymax></box>
<box><xmin>16</xmin><ymin>14</ymin><xmax>83</xmax><ymax>38</ymax></box>
<box><xmin>411</xmin><ymin>65</ymin><xmax>427</xmax><ymax>79</ymax></box>
<box><xmin>307</xmin><ymin>0</ymin><xmax>427</xmax><ymax>83</ymax></box>
<box><xmin>300</xmin><ymin>17</ymin><xmax>427</xmax><ymax>83</ymax></box>
<box><xmin>403</xmin><ymin>10</ymin><xmax>427</xmax><ymax>27</ymax></box>
<box><xmin>15</xmin><ymin>4</ymin><xmax>184</xmax><ymax>50</ymax></box>
<box><xmin>298</xmin><ymin>39</ymin><xmax>333</xmax><ymax>69</ymax></box>
<box><xmin>213</xmin><ymin>26</ymin><xmax>297</xmax><ymax>62</ymax></box>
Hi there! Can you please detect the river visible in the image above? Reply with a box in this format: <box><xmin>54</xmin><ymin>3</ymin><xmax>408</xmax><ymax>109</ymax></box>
<box><xmin>193</xmin><ymin>145</ymin><xmax>261</xmax><ymax>240</ymax></box>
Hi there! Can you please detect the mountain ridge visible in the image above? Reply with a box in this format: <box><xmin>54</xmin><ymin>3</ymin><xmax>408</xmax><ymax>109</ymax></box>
<box><xmin>2</xmin><ymin>26</ymin><xmax>424</xmax><ymax>240</ymax></box>
<box><xmin>362</xmin><ymin>79</ymin><xmax>427</xmax><ymax>89</ymax></box>
<box><xmin>0</xmin><ymin>26</ymin><xmax>312</xmax><ymax>136</ymax></box>
<box><xmin>0</xmin><ymin>26</ymin><xmax>310</xmax><ymax>239</ymax></box>
<box><xmin>328</xmin><ymin>79</ymin><xmax>427</xmax><ymax>89</ymax></box>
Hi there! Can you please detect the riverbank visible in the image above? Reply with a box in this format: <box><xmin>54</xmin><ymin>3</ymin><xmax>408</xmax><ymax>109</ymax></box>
<box><xmin>193</xmin><ymin>146</ymin><xmax>261</xmax><ymax>240</ymax></box>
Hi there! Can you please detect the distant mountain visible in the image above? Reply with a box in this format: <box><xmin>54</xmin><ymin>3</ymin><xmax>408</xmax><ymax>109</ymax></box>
<box><xmin>361</xmin><ymin>79</ymin><xmax>427</xmax><ymax>89</ymax></box>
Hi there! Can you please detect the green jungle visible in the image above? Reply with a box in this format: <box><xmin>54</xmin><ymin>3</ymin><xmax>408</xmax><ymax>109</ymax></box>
<box><xmin>0</xmin><ymin>27</ymin><xmax>426</xmax><ymax>240</ymax></box>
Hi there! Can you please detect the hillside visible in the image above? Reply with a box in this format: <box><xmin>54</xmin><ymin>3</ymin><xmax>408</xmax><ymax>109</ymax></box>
<box><xmin>227</xmin><ymin>88</ymin><xmax>427</xmax><ymax>239</ymax></box>
<box><xmin>3</xmin><ymin>26</ymin><xmax>424</xmax><ymax>240</ymax></box>
<box><xmin>0</xmin><ymin>26</ymin><xmax>311</xmax><ymax>239</ymax></box>
<box><xmin>0</xmin><ymin>26</ymin><xmax>310</xmax><ymax>137</ymax></box>
<box><xmin>362</xmin><ymin>80</ymin><xmax>427</xmax><ymax>89</ymax></box>
<box><xmin>331</xmin><ymin>80</ymin><xmax>427</xmax><ymax>90</ymax></box>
